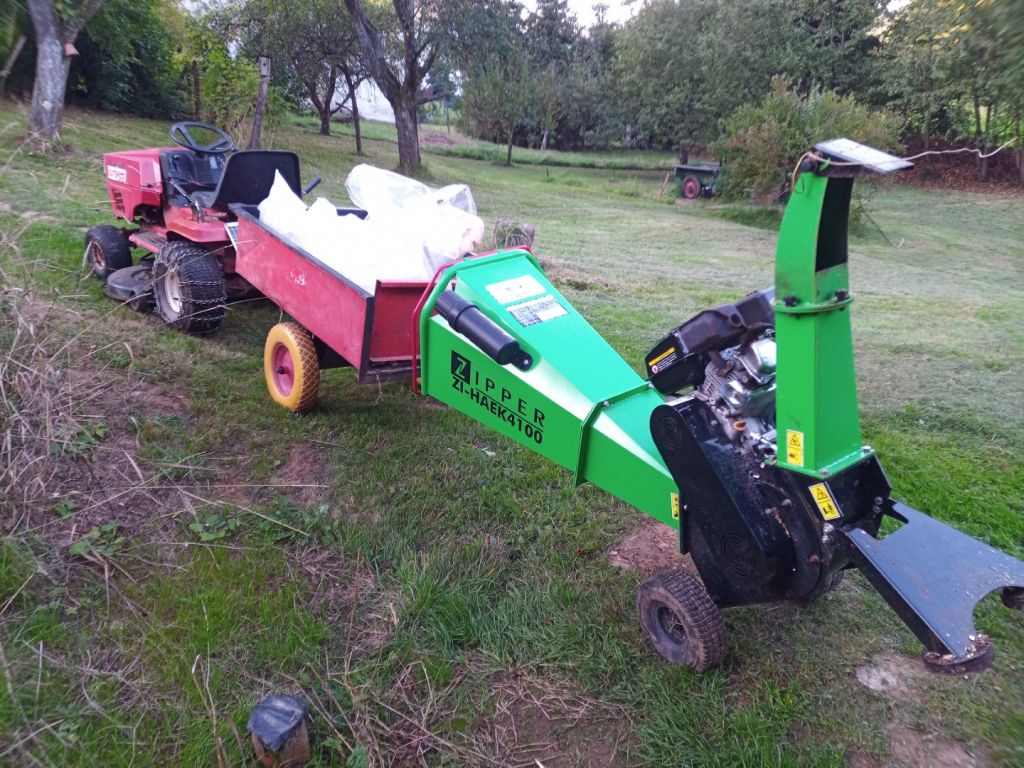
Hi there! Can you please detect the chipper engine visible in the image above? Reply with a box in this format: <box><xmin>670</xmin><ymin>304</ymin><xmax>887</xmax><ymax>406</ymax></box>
<box><xmin>410</xmin><ymin>139</ymin><xmax>1024</xmax><ymax>672</ymax></box>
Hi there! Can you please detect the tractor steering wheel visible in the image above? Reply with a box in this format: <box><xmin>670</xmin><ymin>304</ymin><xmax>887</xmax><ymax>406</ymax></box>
<box><xmin>169</xmin><ymin>121</ymin><xmax>237</xmax><ymax>155</ymax></box>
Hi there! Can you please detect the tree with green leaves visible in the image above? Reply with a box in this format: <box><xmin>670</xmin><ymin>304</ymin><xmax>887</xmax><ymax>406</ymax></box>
<box><xmin>456</xmin><ymin>0</ymin><xmax>531</xmax><ymax>165</ymax></box>
<box><xmin>69</xmin><ymin>0</ymin><xmax>185</xmax><ymax>118</ymax></box>
<box><xmin>343</xmin><ymin>0</ymin><xmax>450</xmax><ymax>173</ymax></box>
<box><xmin>27</xmin><ymin>0</ymin><xmax>103</xmax><ymax>143</ymax></box>
<box><xmin>716</xmin><ymin>77</ymin><xmax>900</xmax><ymax>199</ymax></box>
<box><xmin>234</xmin><ymin>0</ymin><xmax>367</xmax><ymax>141</ymax></box>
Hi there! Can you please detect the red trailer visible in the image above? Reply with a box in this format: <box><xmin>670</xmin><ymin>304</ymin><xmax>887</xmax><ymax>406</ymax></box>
<box><xmin>229</xmin><ymin>204</ymin><xmax>431</xmax><ymax>412</ymax></box>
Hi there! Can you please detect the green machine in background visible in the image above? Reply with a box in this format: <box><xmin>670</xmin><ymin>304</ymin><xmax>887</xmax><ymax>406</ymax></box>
<box><xmin>417</xmin><ymin>139</ymin><xmax>1024</xmax><ymax>673</ymax></box>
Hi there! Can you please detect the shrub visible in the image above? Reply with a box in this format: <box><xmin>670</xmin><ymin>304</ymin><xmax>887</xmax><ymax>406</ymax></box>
<box><xmin>715</xmin><ymin>78</ymin><xmax>901</xmax><ymax>200</ymax></box>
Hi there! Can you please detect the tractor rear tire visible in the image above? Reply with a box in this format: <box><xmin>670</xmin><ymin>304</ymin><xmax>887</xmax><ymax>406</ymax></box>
<box><xmin>637</xmin><ymin>569</ymin><xmax>727</xmax><ymax>671</ymax></box>
<box><xmin>681</xmin><ymin>176</ymin><xmax>701</xmax><ymax>200</ymax></box>
<box><xmin>152</xmin><ymin>242</ymin><xmax>226</xmax><ymax>335</ymax></box>
<box><xmin>84</xmin><ymin>225</ymin><xmax>132</xmax><ymax>281</ymax></box>
<box><xmin>263</xmin><ymin>322</ymin><xmax>320</xmax><ymax>413</ymax></box>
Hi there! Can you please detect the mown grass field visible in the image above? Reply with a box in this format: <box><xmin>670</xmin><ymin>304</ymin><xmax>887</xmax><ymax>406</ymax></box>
<box><xmin>1</xmin><ymin>103</ymin><xmax>1022</xmax><ymax>767</ymax></box>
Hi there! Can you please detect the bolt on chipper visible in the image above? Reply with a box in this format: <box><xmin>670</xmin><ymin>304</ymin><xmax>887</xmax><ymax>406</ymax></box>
<box><xmin>91</xmin><ymin>131</ymin><xmax>1023</xmax><ymax>672</ymax></box>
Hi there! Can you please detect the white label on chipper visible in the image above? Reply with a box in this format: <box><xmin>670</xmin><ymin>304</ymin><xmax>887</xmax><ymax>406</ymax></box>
<box><xmin>507</xmin><ymin>294</ymin><xmax>568</xmax><ymax>327</ymax></box>
<box><xmin>486</xmin><ymin>274</ymin><xmax>545</xmax><ymax>305</ymax></box>
<box><xmin>106</xmin><ymin>165</ymin><xmax>127</xmax><ymax>183</ymax></box>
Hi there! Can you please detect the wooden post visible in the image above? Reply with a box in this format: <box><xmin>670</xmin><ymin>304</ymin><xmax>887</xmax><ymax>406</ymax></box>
<box><xmin>191</xmin><ymin>59</ymin><xmax>201</xmax><ymax>119</ymax></box>
<box><xmin>249</xmin><ymin>55</ymin><xmax>271</xmax><ymax>150</ymax></box>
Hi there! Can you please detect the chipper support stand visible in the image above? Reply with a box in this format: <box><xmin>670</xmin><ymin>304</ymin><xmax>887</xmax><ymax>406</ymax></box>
<box><xmin>415</xmin><ymin>139</ymin><xmax>1023</xmax><ymax>672</ymax></box>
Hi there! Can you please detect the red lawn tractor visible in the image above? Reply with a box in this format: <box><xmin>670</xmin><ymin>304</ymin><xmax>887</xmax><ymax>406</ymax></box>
<box><xmin>86</xmin><ymin>121</ymin><xmax>318</xmax><ymax>334</ymax></box>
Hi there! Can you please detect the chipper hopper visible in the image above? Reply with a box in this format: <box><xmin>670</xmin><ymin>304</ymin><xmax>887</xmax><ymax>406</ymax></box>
<box><xmin>407</xmin><ymin>139</ymin><xmax>1023</xmax><ymax>672</ymax></box>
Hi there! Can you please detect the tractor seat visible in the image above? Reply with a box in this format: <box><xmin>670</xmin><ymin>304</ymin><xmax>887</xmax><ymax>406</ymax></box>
<box><xmin>160</xmin><ymin>150</ymin><xmax>226</xmax><ymax>206</ymax></box>
<box><xmin>190</xmin><ymin>151</ymin><xmax>301</xmax><ymax>212</ymax></box>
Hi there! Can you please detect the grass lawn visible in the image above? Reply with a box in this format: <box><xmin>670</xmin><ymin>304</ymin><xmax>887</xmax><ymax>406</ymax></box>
<box><xmin>1</xmin><ymin>103</ymin><xmax>1022</xmax><ymax>767</ymax></box>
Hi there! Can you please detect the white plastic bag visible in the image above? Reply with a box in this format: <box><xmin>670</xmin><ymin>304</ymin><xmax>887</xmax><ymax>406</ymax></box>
<box><xmin>344</xmin><ymin>164</ymin><xmax>484</xmax><ymax>274</ymax></box>
<box><xmin>257</xmin><ymin>171</ymin><xmax>308</xmax><ymax>242</ymax></box>
<box><xmin>345</xmin><ymin>164</ymin><xmax>478</xmax><ymax>216</ymax></box>
<box><xmin>255</xmin><ymin>166</ymin><xmax>485</xmax><ymax>294</ymax></box>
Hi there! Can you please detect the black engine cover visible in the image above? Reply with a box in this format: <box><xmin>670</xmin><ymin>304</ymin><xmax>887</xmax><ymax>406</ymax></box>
<box><xmin>651</xmin><ymin>398</ymin><xmax>890</xmax><ymax>608</ymax></box>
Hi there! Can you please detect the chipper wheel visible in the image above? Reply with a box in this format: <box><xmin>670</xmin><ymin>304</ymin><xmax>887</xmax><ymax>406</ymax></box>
<box><xmin>152</xmin><ymin>241</ymin><xmax>226</xmax><ymax>335</ymax></box>
<box><xmin>263</xmin><ymin>323</ymin><xmax>320</xmax><ymax>413</ymax></box>
<box><xmin>1002</xmin><ymin>587</ymin><xmax>1024</xmax><ymax>611</ymax></box>
<box><xmin>637</xmin><ymin>569</ymin><xmax>727</xmax><ymax>671</ymax></box>
<box><xmin>84</xmin><ymin>225</ymin><xmax>132</xmax><ymax>281</ymax></box>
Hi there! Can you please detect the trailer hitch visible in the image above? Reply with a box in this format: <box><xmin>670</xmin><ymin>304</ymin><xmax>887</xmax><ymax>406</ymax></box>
<box><xmin>842</xmin><ymin>502</ymin><xmax>1024</xmax><ymax>673</ymax></box>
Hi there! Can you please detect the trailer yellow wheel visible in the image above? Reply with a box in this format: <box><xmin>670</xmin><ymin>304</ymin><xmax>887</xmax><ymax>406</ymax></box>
<box><xmin>264</xmin><ymin>322</ymin><xmax>320</xmax><ymax>413</ymax></box>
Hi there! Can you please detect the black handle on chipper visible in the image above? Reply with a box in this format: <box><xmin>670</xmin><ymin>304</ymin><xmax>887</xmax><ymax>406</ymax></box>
<box><xmin>436</xmin><ymin>290</ymin><xmax>532</xmax><ymax>370</ymax></box>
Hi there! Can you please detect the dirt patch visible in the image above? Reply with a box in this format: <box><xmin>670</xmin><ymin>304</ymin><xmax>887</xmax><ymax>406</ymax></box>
<box><xmin>855</xmin><ymin>653</ymin><xmax>989</xmax><ymax>766</ymax></box>
<box><xmin>608</xmin><ymin>517</ymin><xmax>690</xmax><ymax>574</ymax></box>
<box><xmin>296</xmin><ymin>548</ymin><xmax>395</xmax><ymax>656</ymax></box>
<box><xmin>420</xmin><ymin>132</ymin><xmax>456</xmax><ymax>147</ymax></box>
<box><xmin>273</xmin><ymin>441</ymin><xmax>334</xmax><ymax>507</ymax></box>
<box><xmin>889</xmin><ymin>724</ymin><xmax>980</xmax><ymax>768</ymax></box>
<box><xmin>482</xmin><ymin>671</ymin><xmax>637</xmax><ymax>767</ymax></box>
<box><xmin>130</xmin><ymin>385</ymin><xmax>193</xmax><ymax>420</ymax></box>
<box><xmin>854</xmin><ymin>650</ymin><xmax>926</xmax><ymax>700</ymax></box>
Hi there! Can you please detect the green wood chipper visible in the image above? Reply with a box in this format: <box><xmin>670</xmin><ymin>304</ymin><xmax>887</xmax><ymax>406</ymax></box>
<box><xmin>213</xmin><ymin>138</ymin><xmax>1023</xmax><ymax>673</ymax></box>
<box><xmin>410</xmin><ymin>139</ymin><xmax>1024</xmax><ymax>673</ymax></box>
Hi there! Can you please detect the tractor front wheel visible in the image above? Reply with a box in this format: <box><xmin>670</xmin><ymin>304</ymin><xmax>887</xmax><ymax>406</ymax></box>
<box><xmin>637</xmin><ymin>569</ymin><xmax>727</xmax><ymax>671</ymax></box>
<box><xmin>263</xmin><ymin>323</ymin><xmax>320</xmax><ymax>413</ymax></box>
<box><xmin>84</xmin><ymin>225</ymin><xmax>132</xmax><ymax>281</ymax></box>
<box><xmin>681</xmin><ymin>176</ymin><xmax>701</xmax><ymax>200</ymax></box>
<box><xmin>152</xmin><ymin>242</ymin><xmax>226</xmax><ymax>335</ymax></box>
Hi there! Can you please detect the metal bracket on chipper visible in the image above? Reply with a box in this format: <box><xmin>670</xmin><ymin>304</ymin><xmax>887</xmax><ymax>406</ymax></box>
<box><xmin>843</xmin><ymin>502</ymin><xmax>1024</xmax><ymax>673</ymax></box>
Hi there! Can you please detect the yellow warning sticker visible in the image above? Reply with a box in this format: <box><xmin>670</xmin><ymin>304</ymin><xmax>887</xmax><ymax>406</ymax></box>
<box><xmin>670</xmin><ymin>493</ymin><xmax>680</xmax><ymax>520</ymax></box>
<box><xmin>808</xmin><ymin>483</ymin><xmax>842</xmax><ymax>520</ymax></box>
<box><xmin>650</xmin><ymin>347</ymin><xmax>675</xmax><ymax>366</ymax></box>
<box><xmin>786</xmin><ymin>430</ymin><xmax>805</xmax><ymax>466</ymax></box>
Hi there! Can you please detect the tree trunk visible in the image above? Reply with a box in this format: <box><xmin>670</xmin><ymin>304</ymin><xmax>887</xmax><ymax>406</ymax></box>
<box><xmin>979</xmin><ymin>101</ymin><xmax>996</xmax><ymax>183</ymax></box>
<box><xmin>540</xmin><ymin>129</ymin><xmax>549</xmax><ymax>151</ymax></box>
<box><xmin>249</xmin><ymin>55</ymin><xmax>271</xmax><ymax>150</ymax></box>
<box><xmin>27</xmin><ymin>0</ymin><xmax>101</xmax><ymax>144</ymax></box>
<box><xmin>922</xmin><ymin>102</ymin><xmax>931</xmax><ymax>151</ymax></box>
<box><xmin>345</xmin><ymin>71</ymin><xmax>362</xmax><ymax>155</ymax></box>
<box><xmin>344</xmin><ymin>0</ymin><xmax>432</xmax><ymax>174</ymax></box>
<box><xmin>191</xmin><ymin>59</ymin><xmax>201</xmax><ymax>119</ymax></box>
<box><xmin>1017</xmin><ymin>111</ymin><xmax>1023</xmax><ymax>187</ymax></box>
<box><xmin>27</xmin><ymin>0</ymin><xmax>70</xmax><ymax>142</ymax></box>
<box><xmin>972</xmin><ymin>91</ymin><xmax>982</xmax><ymax>142</ymax></box>
<box><xmin>506</xmin><ymin>126</ymin><xmax>513</xmax><ymax>167</ymax></box>
<box><xmin>394</xmin><ymin>89</ymin><xmax>420</xmax><ymax>174</ymax></box>
<box><xmin>319</xmin><ymin>107</ymin><xmax>331</xmax><ymax>136</ymax></box>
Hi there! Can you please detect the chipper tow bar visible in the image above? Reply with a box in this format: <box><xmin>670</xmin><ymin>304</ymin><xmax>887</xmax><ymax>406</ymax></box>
<box><xmin>409</xmin><ymin>139</ymin><xmax>1024</xmax><ymax>672</ymax></box>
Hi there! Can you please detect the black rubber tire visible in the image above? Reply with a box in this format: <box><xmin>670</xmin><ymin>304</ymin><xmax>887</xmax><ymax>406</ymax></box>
<box><xmin>1002</xmin><ymin>587</ymin><xmax>1024</xmax><ymax>611</ymax></box>
<box><xmin>681</xmin><ymin>176</ymin><xmax>701</xmax><ymax>200</ymax></box>
<box><xmin>84</xmin><ymin>225</ymin><xmax>132</xmax><ymax>281</ymax></box>
<box><xmin>637</xmin><ymin>569</ymin><xmax>728</xmax><ymax>671</ymax></box>
<box><xmin>822</xmin><ymin>568</ymin><xmax>844</xmax><ymax>594</ymax></box>
<box><xmin>152</xmin><ymin>241</ymin><xmax>226</xmax><ymax>335</ymax></box>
